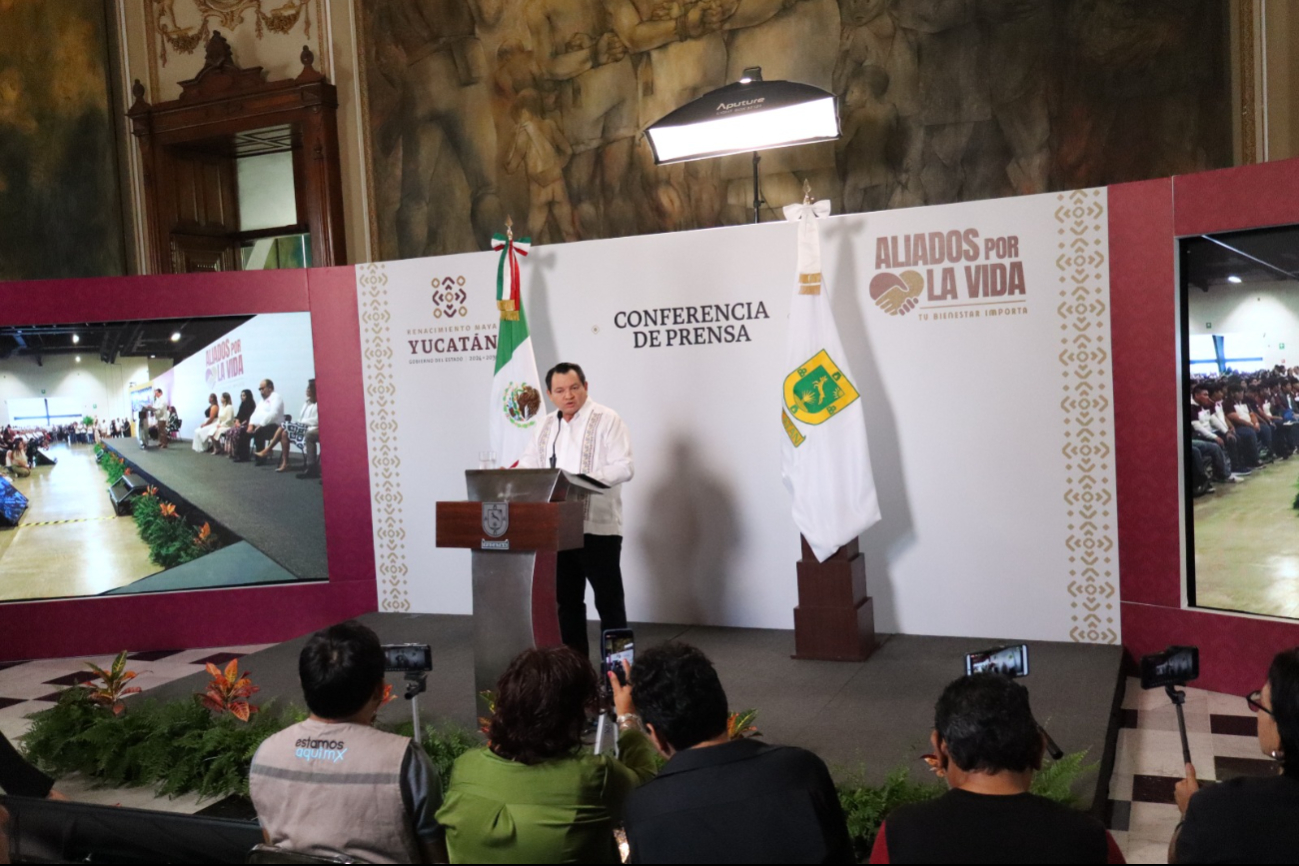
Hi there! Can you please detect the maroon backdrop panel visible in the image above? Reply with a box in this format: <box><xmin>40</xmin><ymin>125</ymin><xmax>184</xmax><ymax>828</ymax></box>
<box><xmin>308</xmin><ymin>267</ymin><xmax>375</xmax><ymax>586</ymax></box>
<box><xmin>1173</xmin><ymin>159</ymin><xmax>1299</xmax><ymax>238</ymax></box>
<box><xmin>1111</xmin><ymin>161</ymin><xmax>1299</xmax><ymax>694</ymax></box>
<box><xmin>0</xmin><ymin>269</ymin><xmax>309</xmax><ymax>322</ymax></box>
<box><xmin>0</xmin><ymin>267</ymin><xmax>376</xmax><ymax>660</ymax></box>
<box><xmin>1110</xmin><ymin>178</ymin><xmax>1180</xmax><ymax>609</ymax></box>
<box><xmin>1123</xmin><ymin>603</ymin><xmax>1298</xmax><ymax>696</ymax></box>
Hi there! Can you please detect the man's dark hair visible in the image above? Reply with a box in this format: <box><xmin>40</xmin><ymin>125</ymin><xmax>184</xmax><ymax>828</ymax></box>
<box><xmin>631</xmin><ymin>642</ymin><xmax>728</xmax><ymax>751</ymax></box>
<box><xmin>1269</xmin><ymin>647</ymin><xmax>1299</xmax><ymax>777</ymax></box>
<box><xmin>545</xmin><ymin>362</ymin><xmax>586</xmax><ymax>391</ymax></box>
<box><xmin>489</xmin><ymin>646</ymin><xmax>597</xmax><ymax>765</ymax></box>
<box><xmin>1191</xmin><ymin>383</ymin><xmax>1209</xmax><ymax>396</ymax></box>
<box><xmin>298</xmin><ymin>620</ymin><xmax>385</xmax><ymax>719</ymax></box>
<box><xmin>935</xmin><ymin>674</ymin><xmax>1043</xmax><ymax>774</ymax></box>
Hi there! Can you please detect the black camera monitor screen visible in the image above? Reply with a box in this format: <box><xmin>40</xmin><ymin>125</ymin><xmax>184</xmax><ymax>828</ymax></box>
<box><xmin>1140</xmin><ymin>645</ymin><xmax>1200</xmax><ymax>690</ymax></box>
<box><xmin>602</xmin><ymin>628</ymin><xmax>634</xmax><ymax>686</ymax></box>
<box><xmin>383</xmin><ymin>643</ymin><xmax>432</xmax><ymax>673</ymax></box>
<box><xmin>965</xmin><ymin>644</ymin><xmax>1029</xmax><ymax>678</ymax></box>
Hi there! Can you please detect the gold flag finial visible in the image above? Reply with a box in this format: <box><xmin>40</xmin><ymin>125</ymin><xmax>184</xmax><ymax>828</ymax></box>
<box><xmin>505</xmin><ymin>215</ymin><xmax>514</xmax><ymax>241</ymax></box>
<box><xmin>802</xmin><ymin>178</ymin><xmax>812</xmax><ymax>205</ymax></box>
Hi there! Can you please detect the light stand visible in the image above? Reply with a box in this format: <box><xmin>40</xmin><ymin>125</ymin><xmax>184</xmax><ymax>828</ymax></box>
<box><xmin>752</xmin><ymin>152</ymin><xmax>763</xmax><ymax>225</ymax></box>
<box><xmin>1165</xmin><ymin>684</ymin><xmax>1194</xmax><ymax>765</ymax></box>
<box><xmin>403</xmin><ymin>671</ymin><xmax>428</xmax><ymax>743</ymax></box>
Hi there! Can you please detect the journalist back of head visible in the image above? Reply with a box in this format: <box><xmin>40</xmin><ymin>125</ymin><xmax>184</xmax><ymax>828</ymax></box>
<box><xmin>623</xmin><ymin>642</ymin><xmax>853</xmax><ymax>863</ymax></box>
<box><xmin>248</xmin><ymin>621</ymin><xmax>445</xmax><ymax>864</ymax></box>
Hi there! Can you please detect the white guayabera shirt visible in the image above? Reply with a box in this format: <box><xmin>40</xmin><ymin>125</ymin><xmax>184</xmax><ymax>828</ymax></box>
<box><xmin>517</xmin><ymin>398</ymin><xmax>634</xmax><ymax>535</ymax></box>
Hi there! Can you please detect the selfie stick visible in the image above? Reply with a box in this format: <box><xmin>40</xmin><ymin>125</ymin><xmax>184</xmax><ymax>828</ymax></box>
<box><xmin>1165</xmin><ymin>684</ymin><xmax>1193</xmax><ymax>766</ymax></box>
<box><xmin>404</xmin><ymin>671</ymin><xmax>428</xmax><ymax>741</ymax></box>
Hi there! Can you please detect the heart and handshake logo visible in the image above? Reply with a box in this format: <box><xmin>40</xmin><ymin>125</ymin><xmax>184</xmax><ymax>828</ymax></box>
<box><xmin>868</xmin><ymin>270</ymin><xmax>924</xmax><ymax>317</ymax></box>
<box><xmin>431</xmin><ymin>276</ymin><xmax>468</xmax><ymax>318</ymax></box>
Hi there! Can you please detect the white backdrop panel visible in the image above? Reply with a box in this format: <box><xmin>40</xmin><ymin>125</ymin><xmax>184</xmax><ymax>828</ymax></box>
<box><xmin>357</xmin><ymin>189</ymin><xmax>1118</xmax><ymax>643</ymax></box>
<box><xmin>168</xmin><ymin>313</ymin><xmax>316</xmax><ymax>439</ymax></box>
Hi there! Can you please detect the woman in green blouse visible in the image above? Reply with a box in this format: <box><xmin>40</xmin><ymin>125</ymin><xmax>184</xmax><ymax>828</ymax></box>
<box><xmin>436</xmin><ymin>646</ymin><xmax>657</xmax><ymax>863</ymax></box>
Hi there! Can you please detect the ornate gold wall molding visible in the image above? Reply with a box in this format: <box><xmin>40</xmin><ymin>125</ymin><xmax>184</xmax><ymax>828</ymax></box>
<box><xmin>143</xmin><ymin>0</ymin><xmax>327</xmax><ymax>100</ymax></box>
<box><xmin>1238</xmin><ymin>0</ymin><xmax>1258</xmax><ymax>164</ymax></box>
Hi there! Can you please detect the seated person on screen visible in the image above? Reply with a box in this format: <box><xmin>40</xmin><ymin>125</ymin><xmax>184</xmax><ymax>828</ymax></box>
<box><xmin>1171</xmin><ymin>647</ymin><xmax>1299</xmax><ymax>864</ymax></box>
<box><xmin>247</xmin><ymin>379</ymin><xmax>286</xmax><ymax>467</ymax></box>
<box><xmin>623</xmin><ymin>642</ymin><xmax>854</xmax><ymax>863</ymax></box>
<box><xmin>6</xmin><ymin>440</ymin><xmax>29</xmax><ymax>478</ymax></box>
<box><xmin>869</xmin><ymin>674</ymin><xmax>1123</xmax><ymax>864</ymax></box>
<box><xmin>248</xmin><ymin>621</ymin><xmax>446</xmax><ymax>864</ymax></box>
<box><xmin>256</xmin><ymin>380</ymin><xmax>318</xmax><ymax>475</ymax></box>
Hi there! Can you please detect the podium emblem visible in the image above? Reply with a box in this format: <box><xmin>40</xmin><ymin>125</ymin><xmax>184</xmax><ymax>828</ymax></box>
<box><xmin>482</xmin><ymin>502</ymin><xmax>509</xmax><ymax>538</ymax></box>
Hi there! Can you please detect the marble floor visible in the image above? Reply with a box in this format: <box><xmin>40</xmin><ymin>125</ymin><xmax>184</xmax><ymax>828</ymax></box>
<box><xmin>1192</xmin><ymin>457</ymin><xmax>1299</xmax><ymax>619</ymax></box>
<box><xmin>1106</xmin><ymin>676</ymin><xmax>1279</xmax><ymax>864</ymax></box>
<box><xmin>0</xmin><ymin>443</ymin><xmax>156</xmax><ymax>601</ymax></box>
<box><xmin>0</xmin><ymin>650</ymin><xmax>1281</xmax><ymax>863</ymax></box>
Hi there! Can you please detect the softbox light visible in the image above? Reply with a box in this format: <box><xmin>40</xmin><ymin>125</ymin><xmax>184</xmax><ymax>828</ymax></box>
<box><xmin>645</xmin><ymin>78</ymin><xmax>840</xmax><ymax>166</ymax></box>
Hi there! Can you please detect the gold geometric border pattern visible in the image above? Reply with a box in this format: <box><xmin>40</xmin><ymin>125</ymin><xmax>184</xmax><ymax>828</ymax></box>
<box><xmin>1055</xmin><ymin>190</ymin><xmax>1118</xmax><ymax>644</ymax></box>
<box><xmin>358</xmin><ymin>263</ymin><xmax>410</xmax><ymax>612</ymax></box>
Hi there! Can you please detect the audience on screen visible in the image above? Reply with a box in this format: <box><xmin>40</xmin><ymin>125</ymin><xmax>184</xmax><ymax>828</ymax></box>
<box><xmin>436</xmin><ymin>646</ymin><xmax>656</xmax><ymax>863</ymax></box>
<box><xmin>868</xmin><ymin>674</ymin><xmax>1123</xmax><ymax>864</ymax></box>
<box><xmin>624</xmin><ymin>642</ymin><xmax>853</xmax><ymax>863</ymax></box>
<box><xmin>1171</xmin><ymin>647</ymin><xmax>1299</xmax><ymax>864</ymax></box>
<box><xmin>249</xmin><ymin>620</ymin><xmax>447</xmax><ymax>864</ymax></box>
<box><xmin>1186</xmin><ymin>371</ymin><xmax>1299</xmax><ymax>497</ymax></box>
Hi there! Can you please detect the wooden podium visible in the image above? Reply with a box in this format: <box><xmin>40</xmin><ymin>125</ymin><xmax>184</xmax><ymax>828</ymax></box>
<box><xmin>435</xmin><ymin>470</ymin><xmax>587</xmax><ymax>701</ymax></box>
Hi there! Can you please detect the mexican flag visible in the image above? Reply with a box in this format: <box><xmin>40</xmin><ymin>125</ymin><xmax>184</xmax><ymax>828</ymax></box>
<box><xmin>490</xmin><ymin>232</ymin><xmax>543</xmax><ymax>467</ymax></box>
<box><xmin>780</xmin><ymin>200</ymin><xmax>881</xmax><ymax>561</ymax></box>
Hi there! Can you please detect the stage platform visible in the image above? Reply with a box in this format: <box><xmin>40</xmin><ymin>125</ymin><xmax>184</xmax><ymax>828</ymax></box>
<box><xmin>104</xmin><ymin>440</ymin><xmax>326</xmax><ymax>580</ymax></box>
<box><xmin>146</xmin><ymin>614</ymin><xmax>1125</xmax><ymax>816</ymax></box>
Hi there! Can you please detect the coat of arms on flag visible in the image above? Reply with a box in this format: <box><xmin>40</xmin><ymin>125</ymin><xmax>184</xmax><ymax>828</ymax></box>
<box><xmin>784</xmin><ymin>349</ymin><xmax>860</xmax><ymax>425</ymax></box>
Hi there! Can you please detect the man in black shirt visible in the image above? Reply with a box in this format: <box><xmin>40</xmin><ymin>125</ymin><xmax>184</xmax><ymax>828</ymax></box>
<box><xmin>871</xmin><ymin>674</ymin><xmax>1122</xmax><ymax>864</ymax></box>
<box><xmin>622</xmin><ymin>642</ymin><xmax>853</xmax><ymax>864</ymax></box>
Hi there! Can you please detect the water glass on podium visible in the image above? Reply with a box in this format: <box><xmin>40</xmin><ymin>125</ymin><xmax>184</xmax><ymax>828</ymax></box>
<box><xmin>478</xmin><ymin>450</ymin><xmax>497</xmax><ymax>470</ymax></box>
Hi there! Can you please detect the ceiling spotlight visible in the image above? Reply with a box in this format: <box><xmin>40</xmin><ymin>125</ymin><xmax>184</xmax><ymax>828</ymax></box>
<box><xmin>1227</xmin><ymin>275</ymin><xmax>1242</xmax><ymax>284</ymax></box>
<box><xmin>170</xmin><ymin>332</ymin><xmax>181</xmax><ymax>342</ymax></box>
<box><xmin>72</xmin><ymin>334</ymin><xmax>80</xmax><ymax>344</ymax></box>
<box><xmin>75</xmin><ymin>356</ymin><xmax>81</xmax><ymax>363</ymax></box>
<box><xmin>150</xmin><ymin>354</ymin><xmax>156</xmax><ymax>359</ymax></box>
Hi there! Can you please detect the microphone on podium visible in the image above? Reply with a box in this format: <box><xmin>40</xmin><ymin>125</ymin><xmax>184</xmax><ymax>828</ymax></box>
<box><xmin>549</xmin><ymin>411</ymin><xmax>563</xmax><ymax>469</ymax></box>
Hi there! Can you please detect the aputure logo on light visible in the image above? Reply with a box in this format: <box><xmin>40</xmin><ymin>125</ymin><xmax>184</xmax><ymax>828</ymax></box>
<box><xmin>716</xmin><ymin>97</ymin><xmax>765</xmax><ymax>112</ymax></box>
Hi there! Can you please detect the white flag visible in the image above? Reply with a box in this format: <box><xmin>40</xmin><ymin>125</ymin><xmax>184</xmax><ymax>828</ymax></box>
<box><xmin>780</xmin><ymin>201</ymin><xmax>881</xmax><ymax>562</ymax></box>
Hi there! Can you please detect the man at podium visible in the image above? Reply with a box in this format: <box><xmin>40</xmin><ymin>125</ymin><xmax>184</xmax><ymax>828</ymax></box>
<box><xmin>517</xmin><ymin>362</ymin><xmax>634</xmax><ymax>656</ymax></box>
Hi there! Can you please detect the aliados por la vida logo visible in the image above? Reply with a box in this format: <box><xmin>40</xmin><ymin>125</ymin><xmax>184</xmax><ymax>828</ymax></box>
<box><xmin>869</xmin><ymin>228</ymin><xmax>1029</xmax><ymax>319</ymax></box>
<box><xmin>781</xmin><ymin>349</ymin><xmax>860</xmax><ymax>448</ymax></box>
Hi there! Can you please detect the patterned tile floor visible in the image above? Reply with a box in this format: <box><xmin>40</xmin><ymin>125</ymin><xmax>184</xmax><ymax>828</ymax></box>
<box><xmin>0</xmin><ymin>657</ymin><xmax>1283</xmax><ymax>862</ymax></box>
<box><xmin>1107</xmin><ymin>676</ymin><xmax>1280</xmax><ymax>864</ymax></box>
<box><xmin>0</xmin><ymin>645</ymin><xmax>269</xmax><ymax>812</ymax></box>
